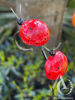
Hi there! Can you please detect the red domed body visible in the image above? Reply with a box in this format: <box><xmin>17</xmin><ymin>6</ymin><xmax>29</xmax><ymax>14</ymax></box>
<box><xmin>45</xmin><ymin>51</ymin><xmax>68</xmax><ymax>80</ymax></box>
<box><xmin>19</xmin><ymin>19</ymin><xmax>50</xmax><ymax>46</ymax></box>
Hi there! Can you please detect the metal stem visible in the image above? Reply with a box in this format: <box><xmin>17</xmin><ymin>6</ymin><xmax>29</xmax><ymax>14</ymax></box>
<box><xmin>43</xmin><ymin>46</ymin><xmax>50</xmax><ymax>52</ymax></box>
<box><xmin>43</xmin><ymin>42</ymin><xmax>62</xmax><ymax>53</ymax></box>
<box><xmin>41</xmin><ymin>47</ymin><xmax>48</xmax><ymax>60</ymax></box>
<box><xmin>53</xmin><ymin>42</ymin><xmax>62</xmax><ymax>51</ymax></box>
<box><xmin>10</xmin><ymin>8</ymin><xmax>19</xmax><ymax>19</ymax></box>
<box><xmin>60</xmin><ymin>76</ymin><xmax>68</xmax><ymax>89</ymax></box>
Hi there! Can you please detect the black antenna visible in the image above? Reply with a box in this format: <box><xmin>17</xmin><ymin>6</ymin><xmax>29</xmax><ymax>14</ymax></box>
<box><xmin>10</xmin><ymin>8</ymin><xmax>19</xmax><ymax>19</ymax></box>
<box><xmin>10</xmin><ymin>7</ymin><xmax>24</xmax><ymax>25</ymax></box>
<box><xmin>43</xmin><ymin>42</ymin><xmax>62</xmax><ymax>56</ymax></box>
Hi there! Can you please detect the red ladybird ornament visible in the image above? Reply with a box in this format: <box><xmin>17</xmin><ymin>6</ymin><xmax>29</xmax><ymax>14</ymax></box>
<box><xmin>10</xmin><ymin>8</ymin><xmax>50</xmax><ymax>51</ymax></box>
<box><xmin>72</xmin><ymin>13</ymin><xmax>75</xmax><ymax>27</ymax></box>
<box><xmin>45</xmin><ymin>51</ymin><xmax>68</xmax><ymax>80</ymax></box>
<box><xmin>20</xmin><ymin>19</ymin><xmax>50</xmax><ymax>46</ymax></box>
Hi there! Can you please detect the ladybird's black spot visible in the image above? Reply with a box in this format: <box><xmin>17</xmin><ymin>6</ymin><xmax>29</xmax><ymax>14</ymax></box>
<box><xmin>38</xmin><ymin>32</ymin><xmax>40</xmax><ymax>34</ymax></box>
<box><xmin>44</xmin><ymin>38</ymin><xmax>46</xmax><ymax>40</ymax></box>
<box><xmin>55</xmin><ymin>75</ymin><xmax>56</xmax><ymax>77</ymax></box>
<box><xmin>25</xmin><ymin>34</ymin><xmax>27</xmax><ymax>36</ymax></box>
<box><xmin>49</xmin><ymin>67</ymin><xmax>51</xmax><ymax>69</ymax></box>
<box><xmin>59</xmin><ymin>60</ymin><xmax>61</xmax><ymax>63</ymax></box>
<box><xmin>27</xmin><ymin>40</ymin><xmax>29</xmax><ymax>42</ymax></box>
<box><xmin>48</xmin><ymin>74</ymin><xmax>50</xmax><ymax>76</ymax></box>
<box><xmin>29</xmin><ymin>27</ymin><xmax>32</xmax><ymax>30</ymax></box>
<box><xmin>35</xmin><ymin>42</ymin><xmax>38</xmax><ymax>44</ymax></box>
<box><xmin>58</xmin><ymin>67</ymin><xmax>59</xmax><ymax>69</ymax></box>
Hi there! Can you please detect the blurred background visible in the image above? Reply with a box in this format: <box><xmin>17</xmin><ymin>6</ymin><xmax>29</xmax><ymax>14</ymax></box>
<box><xmin>0</xmin><ymin>0</ymin><xmax>75</xmax><ymax>100</ymax></box>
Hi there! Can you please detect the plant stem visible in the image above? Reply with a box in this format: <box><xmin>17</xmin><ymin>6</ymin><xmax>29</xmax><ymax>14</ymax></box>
<box><xmin>52</xmin><ymin>88</ymin><xmax>54</xmax><ymax>100</ymax></box>
<box><xmin>52</xmin><ymin>81</ymin><xmax>54</xmax><ymax>100</ymax></box>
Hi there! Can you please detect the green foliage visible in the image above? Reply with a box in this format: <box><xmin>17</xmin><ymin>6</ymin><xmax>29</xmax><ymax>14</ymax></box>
<box><xmin>0</xmin><ymin>32</ymin><xmax>75</xmax><ymax>99</ymax></box>
<box><xmin>68</xmin><ymin>0</ymin><xmax>75</xmax><ymax>8</ymax></box>
<box><xmin>0</xmin><ymin>35</ymin><xmax>51</xmax><ymax>100</ymax></box>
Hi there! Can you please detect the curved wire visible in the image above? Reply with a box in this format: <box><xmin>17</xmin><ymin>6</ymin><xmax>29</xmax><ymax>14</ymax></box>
<box><xmin>14</xmin><ymin>31</ymin><xmax>33</xmax><ymax>52</ymax></box>
<box><xmin>43</xmin><ymin>42</ymin><xmax>62</xmax><ymax>53</ymax></box>
<box><xmin>53</xmin><ymin>42</ymin><xmax>62</xmax><ymax>51</ymax></box>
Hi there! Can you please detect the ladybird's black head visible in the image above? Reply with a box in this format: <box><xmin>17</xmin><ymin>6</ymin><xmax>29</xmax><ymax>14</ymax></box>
<box><xmin>17</xmin><ymin>18</ymin><xmax>24</xmax><ymax>25</ymax></box>
<box><xmin>49</xmin><ymin>50</ymin><xmax>55</xmax><ymax>56</ymax></box>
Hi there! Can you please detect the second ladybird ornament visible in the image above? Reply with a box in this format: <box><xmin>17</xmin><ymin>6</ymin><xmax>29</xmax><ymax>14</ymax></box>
<box><xmin>45</xmin><ymin>51</ymin><xmax>68</xmax><ymax>80</ymax></box>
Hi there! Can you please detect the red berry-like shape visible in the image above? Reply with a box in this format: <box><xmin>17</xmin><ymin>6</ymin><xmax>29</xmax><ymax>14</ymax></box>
<box><xmin>19</xmin><ymin>19</ymin><xmax>50</xmax><ymax>46</ymax></box>
<box><xmin>45</xmin><ymin>51</ymin><xmax>68</xmax><ymax>80</ymax></box>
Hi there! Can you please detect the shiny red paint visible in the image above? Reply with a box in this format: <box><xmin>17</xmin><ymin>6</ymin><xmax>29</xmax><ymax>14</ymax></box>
<box><xmin>45</xmin><ymin>51</ymin><xmax>68</xmax><ymax>80</ymax></box>
<box><xmin>72</xmin><ymin>13</ymin><xmax>75</xmax><ymax>27</ymax></box>
<box><xmin>19</xmin><ymin>19</ymin><xmax>50</xmax><ymax>46</ymax></box>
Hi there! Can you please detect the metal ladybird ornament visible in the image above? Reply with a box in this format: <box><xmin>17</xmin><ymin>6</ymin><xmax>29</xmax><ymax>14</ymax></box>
<box><xmin>10</xmin><ymin>8</ymin><xmax>50</xmax><ymax>52</ymax></box>
<box><xmin>45</xmin><ymin>51</ymin><xmax>68</xmax><ymax>80</ymax></box>
<box><xmin>20</xmin><ymin>19</ymin><xmax>50</xmax><ymax>46</ymax></box>
<box><xmin>41</xmin><ymin>43</ymin><xmax>68</xmax><ymax>81</ymax></box>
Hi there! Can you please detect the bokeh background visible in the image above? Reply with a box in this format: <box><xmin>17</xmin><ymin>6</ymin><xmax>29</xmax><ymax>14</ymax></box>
<box><xmin>0</xmin><ymin>0</ymin><xmax>75</xmax><ymax>100</ymax></box>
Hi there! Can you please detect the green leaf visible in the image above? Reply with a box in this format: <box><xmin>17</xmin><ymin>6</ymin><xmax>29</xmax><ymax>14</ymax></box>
<box><xmin>11</xmin><ymin>67</ymin><xmax>21</xmax><ymax>77</ymax></box>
